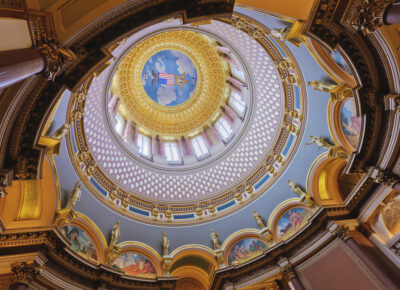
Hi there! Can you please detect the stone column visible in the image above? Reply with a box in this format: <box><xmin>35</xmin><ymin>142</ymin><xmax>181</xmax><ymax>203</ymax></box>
<box><xmin>178</xmin><ymin>137</ymin><xmax>186</xmax><ymax>157</ymax></box>
<box><xmin>0</xmin><ymin>48</ymin><xmax>45</xmax><ymax>89</ymax></box>
<box><xmin>133</xmin><ymin>127</ymin><xmax>139</xmax><ymax>142</ymax></box>
<box><xmin>227</xmin><ymin>82</ymin><xmax>242</xmax><ymax>94</ymax></box>
<box><xmin>185</xmin><ymin>137</ymin><xmax>193</xmax><ymax>155</ymax></box>
<box><xmin>123</xmin><ymin>121</ymin><xmax>131</xmax><ymax>141</ymax></box>
<box><xmin>216</xmin><ymin>46</ymin><xmax>231</xmax><ymax>54</ymax></box>
<box><xmin>221</xmin><ymin>111</ymin><xmax>233</xmax><ymax>125</ymax></box>
<box><xmin>108</xmin><ymin>95</ymin><xmax>118</xmax><ymax>110</ymax></box>
<box><xmin>333</xmin><ymin>226</ymin><xmax>399</xmax><ymax>290</ymax></box>
<box><xmin>224</xmin><ymin>104</ymin><xmax>237</xmax><ymax>120</ymax></box>
<box><xmin>202</xmin><ymin>131</ymin><xmax>212</xmax><ymax>147</ymax></box>
<box><xmin>152</xmin><ymin>136</ymin><xmax>158</xmax><ymax>155</ymax></box>
<box><xmin>383</xmin><ymin>1</ymin><xmax>400</xmax><ymax>25</ymax></box>
<box><xmin>159</xmin><ymin>139</ymin><xmax>164</xmax><ymax>157</ymax></box>
<box><xmin>9</xmin><ymin>283</ymin><xmax>29</xmax><ymax>290</ymax></box>
<box><xmin>208</xmin><ymin>124</ymin><xmax>220</xmax><ymax>142</ymax></box>
<box><xmin>281</xmin><ymin>264</ymin><xmax>305</xmax><ymax>290</ymax></box>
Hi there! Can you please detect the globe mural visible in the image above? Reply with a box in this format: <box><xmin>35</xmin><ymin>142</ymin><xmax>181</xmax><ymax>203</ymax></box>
<box><xmin>141</xmin><ymin>50</ymin><xmax>197</xmax><ymax>106</ymax></box>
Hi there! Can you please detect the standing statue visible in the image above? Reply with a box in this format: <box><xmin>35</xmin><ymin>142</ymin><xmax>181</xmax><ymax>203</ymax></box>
<box><xmin>305</xmin><ymin>136</ymin><xmax>332</xmax><ymax>149</ymax></box>
<box><xmin>270</xmin><ymin>27</ymin><xmax>290</xmax><ymax>41</ymax></box>
<box><xmin>210</xmin><ymin>229</ymin><xmax>221</xmax><ymax>250</ymax></box>
<box><xmin>110</xmin><ymin>221</ymin><xmax>121</xmax><ymax>247</ymax></box>
<box><xmin>252</xmin><ymin>210</ymin><xmax>266</xmax><ymax>229</ymax></box>
<box><xmin>66</xmin><ymin>182</ymin><xmax>82</xmax><ymax>209</ymax></box>
<box><xmin>162</xmin><ymin>229</ymin><xmax>170</xmax><ymax>256</ymax></box>
<box><xmin>51</xmin><ymin>123</ymin><xmax>70</xmax><ymax>139</ymax></box>
<box><xmin>306</xmin><ymin>81</ymin><xmax>336</xmax><ymax>92</ymax></box>
<box><xmin>288</xmin><ymin>180</ymin><xmax>307</xmax><ymax>197</ymax></box>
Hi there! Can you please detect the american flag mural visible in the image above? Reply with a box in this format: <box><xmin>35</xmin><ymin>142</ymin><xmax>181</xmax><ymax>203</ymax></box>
<box><xmin>158</xmin><ymin>73</ymin><xmax>175</xmax><ymax>85</ymax></box>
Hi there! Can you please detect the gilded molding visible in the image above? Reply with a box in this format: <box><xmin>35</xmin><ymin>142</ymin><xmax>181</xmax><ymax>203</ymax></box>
<box><xmin>349</xmin><ymin>0</ymin><xmax>395</xmax><ymax>35</ymax></box>
<box><xmin>117</xmin><ymin>30</ymin><xmax>226</xmax><ymax>136</ymax></box>
<box><xmin>332</xmin><ymin>225</ymin><xmax>351</xmax><ymax>241</ymax></box>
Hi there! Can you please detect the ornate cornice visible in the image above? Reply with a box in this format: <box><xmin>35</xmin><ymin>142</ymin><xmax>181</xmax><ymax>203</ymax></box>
<box><xmin>1</xmin><ymin>230</ymin><xmax>178</xmax><ymax>289</ymax></box>
<box><xmin>2</xmin><ymin>0</ymin><xmax>234</xmax><ymax>181</ymax></box>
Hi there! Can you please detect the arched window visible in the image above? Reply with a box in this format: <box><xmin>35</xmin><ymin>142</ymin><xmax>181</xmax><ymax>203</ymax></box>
<box><xmin>191</xmin><ymin>135</ymin><xmax>209</xmax><ymax>159</ymax></box>
<box><xmin>115</xmin><ymin>113</ymin><xmax>126</xmax><ymax>135</ymax></box>
<box><xmin>137</xmin><ymin>133</ymin><xmax>151</xmax><ymax>158</ymax></box>
<box><xmin>229</xmin><ymin>92</ymin><xmax>246</xmax><ymax>116</ymax></box>
<box><xmin>230</xmin><ymin>63</ymin><xmax>245</xmax><ymax>81</ymax></box>
<box><xmin>215</xmin><ymin>117</ymin><xmax>233</xmax><ymax>142</ymax></box>
<box><xmin>164</xmin><ymin>142</ymin><xmax>181</xmax><ymax>163</ymax></box>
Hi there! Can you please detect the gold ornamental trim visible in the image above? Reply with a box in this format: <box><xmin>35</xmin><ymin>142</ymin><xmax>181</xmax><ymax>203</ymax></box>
<box><xmin>117</xmin><ymin>30</ymin><xmax>226</xmax><ymax>136</ymax></box>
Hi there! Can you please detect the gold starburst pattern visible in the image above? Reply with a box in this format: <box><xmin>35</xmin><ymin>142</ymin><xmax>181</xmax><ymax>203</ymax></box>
<box><xmin>117</xmin><ymin>30</ymin><xmax>227</xmax><ymax>136</ymax></box>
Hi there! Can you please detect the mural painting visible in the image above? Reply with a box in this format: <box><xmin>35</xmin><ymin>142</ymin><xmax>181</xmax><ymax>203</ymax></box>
<box><xmin>330</xmin><ymin>49</ymin><xmax>352</xmax><ymax>75</ymax></box>
<box><xmin>227</xmin><ymin>238</ymin><xmax>268</xmax><ymax>266</ymax></box>
<box><xmin>276</xmin><ymin>206</ymin><xmax>313</xmax><ymax>240</ymax></box>
<box><xmin>340</xmin><ymin>98</ymin><xmax>361</xmax><ymax>149</ymax></box>
<box><xmin>142</xmin><ymin>50</ymin><xmax>197</xmax><ymax>106</ymax></box>
<box><xmin>61</xmin><ymin>225</ymin><xmax>98</xmax><ymax>262</ymax></box>
<box><xmin>112</xmin><ymin>252</ymin><xmax>157</xmax><ymax>278</ymax></box>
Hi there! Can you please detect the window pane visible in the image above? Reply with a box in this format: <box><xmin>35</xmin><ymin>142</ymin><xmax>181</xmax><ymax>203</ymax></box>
<box><xmin>191</xmin><ymin>135</ymin><xmax>209</xmax><ymax>158</ymax></box>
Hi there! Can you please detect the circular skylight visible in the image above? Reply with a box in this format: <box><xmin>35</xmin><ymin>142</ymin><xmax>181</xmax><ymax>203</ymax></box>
<box><xmin>141</xmin><ymin>50</ymin><xmax>198</xmax><ymax>106</ymax></box>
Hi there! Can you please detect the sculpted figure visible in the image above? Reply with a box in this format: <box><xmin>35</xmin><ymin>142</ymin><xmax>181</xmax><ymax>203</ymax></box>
<box><xmin>162</xmin><ymin>229</ymin><xmax>170</xmax><ymax>256</ymax></box>
<box><xmin>305</xmin><ymin>136</ymin><xmax>332</xmax><ymax>149</ymax></box>
<box><xmin>270</xmin><ymin>27</ymin><xmax>290</xmax><ymax>41</ymax></box>
<box><xmin>110</xmin><ymin>221</ymin><xmax>121</xmax><ymax>247</ymax></box>
<box><xmin>52</xmin><ymin>124</ymin><xmax>70</xmax><ymax>139</ymax></box>
<box><xmin>288</xmin><ymin>180</ymin><xmax>307</xmax><ymax>197</ymax></box>
<box><xmin>66</xmin><ymin>182</ymin><xmax>82</xmax><ymax>209</ymax></box>
<box><xmin>253</xmin><ymin>210</ymin><xmax>266</xmax><ymax>229</ymax></box>
<box><xmin>306</xmin><ymin>80</ymin><xmax>335</xmax><ymax>92</ymax></box>
<box><xmin>210</xmin><ymin>229</ymin><xmax>221</xmax><ymax>250</ymax></box>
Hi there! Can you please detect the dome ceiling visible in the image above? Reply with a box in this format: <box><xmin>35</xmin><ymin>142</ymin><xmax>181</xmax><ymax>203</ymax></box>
<box><xmin>50</xmin><ymin>7</ymin><xmax>333</xmax><ymax>250</ymax></box>
<box><xmin>66</xmin><ymin>15</ymin><xmax>307</xmax><ymax>225</ymax></box>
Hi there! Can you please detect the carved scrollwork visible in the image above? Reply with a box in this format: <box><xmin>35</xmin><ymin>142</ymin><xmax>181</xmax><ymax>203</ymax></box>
<box><xmin>351</xmin><ymin>0</ymin><xmax>395</xmax><ymax>35</ymax></box>
<box><xmin>281</xmin><ymin>264</ymin><xmax>297</xmax><ymax>280</ymax></box>
<box><xmin>11</xmin><ymin>260</ymin><xmax>42</xmax><ymax>284</ymax></box>
<box><xmin>332</xmin><ymin>225</ymin><xmax>351</xmax><ymax>241</ymax></box>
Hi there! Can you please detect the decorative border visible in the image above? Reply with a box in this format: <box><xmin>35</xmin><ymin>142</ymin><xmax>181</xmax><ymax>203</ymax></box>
<box><xmin>65</xmin><ymin>14</ymin><xmax>307</xmax><ymax>225</ymax></box>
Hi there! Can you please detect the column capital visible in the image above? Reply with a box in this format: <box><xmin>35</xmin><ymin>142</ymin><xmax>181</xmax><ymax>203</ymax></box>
<box><xmin>36</xmin><ymin>40</ymin><xmax>75</xmax><ymax>81</ymax></box>
<box><xmin>281</xmin><ymin>264</ymin><xmax>297</xmax><ymax>280</ymax></box>
<box><xmin>331</xmin><ymin>225</ymin><xmax>351</xmax><ymax>241</ymax></box>
<box><xmin>11</xmin><ymin>260</ymin><xmax>42</xmax><ymax>285</ymax></box>
<box><xmin>351</xmin><ymin>0</ymin><xmax>395</xmax><ymax>35</ymax></box>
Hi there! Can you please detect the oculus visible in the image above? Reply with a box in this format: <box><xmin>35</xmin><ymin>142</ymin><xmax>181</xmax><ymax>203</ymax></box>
<box><xmin>141</xmin><ymin>50</ymin><xmax>197</xmax><ymax>107</ymax></box>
